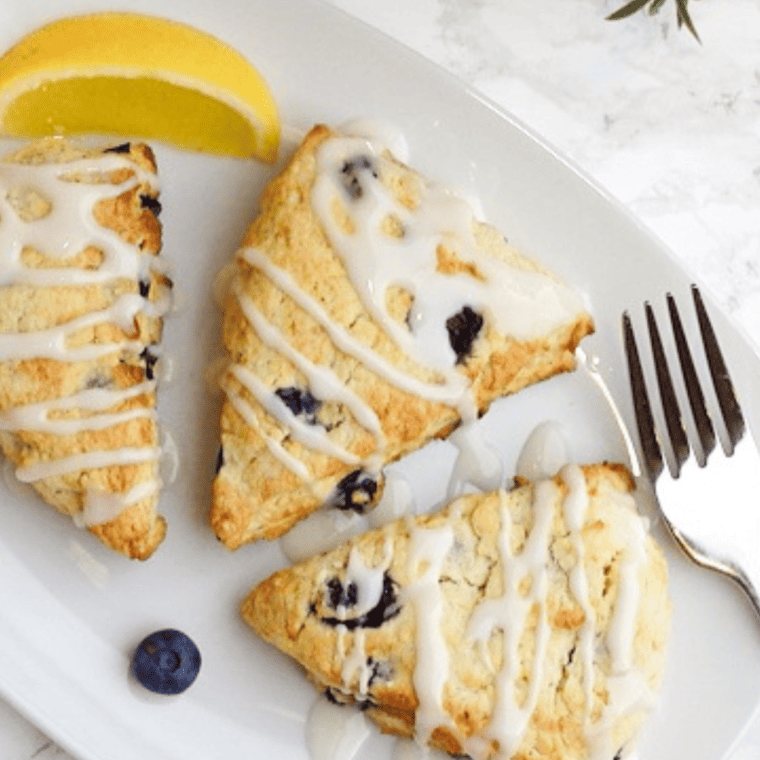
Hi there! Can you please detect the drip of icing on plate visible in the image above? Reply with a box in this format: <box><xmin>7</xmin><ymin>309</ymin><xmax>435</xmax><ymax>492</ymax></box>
<box><xmin>447</xmin><ymin>421</ymin><xmax>503</xmax><ymax>498</ymax></box>
<box><xmin>306</xmin><ymin>697</ymin><xmax>372</xmax><ymax>760</ymax></box>
<box><xmin>368</xmin><ymin>470</ymin><xmax>416</xmax><ymax>528</ymax></box>
<box><xmin>305</xmin><ymin>693</ymin><xmax>452</xmax><ymax>760</ymax></box>
<box><xmin>158</xmin><ymin>427</ymin><xmax>180</xmax><ymax>485</ymax></box>
<box><xmin>224</xmin><ymin>126</ymin><xmax>587</xmax><ymax>492</ymax></box>
<box><xmin>449</xmin><ymin>416</ymin><xmax>569</xmax><ymax>502</ymax></box>
<box><xmin>514</xmin><ymin>419</ymin><xmax>570</xmax><ymax>481</ymax></box>
<box><xmin>0</xmin><ymin>151</ymin><xmax>170</xmax><ymax>525</ymax></box>
<box><xmin>280</xmin><ymin>508</ymin><xmax>370</xmax><ymax>565</ymax></box>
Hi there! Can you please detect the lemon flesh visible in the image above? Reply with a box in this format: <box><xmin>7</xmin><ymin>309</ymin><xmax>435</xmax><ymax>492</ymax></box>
<box><xmin>4</xmin><ymin>76</ymin><xmax>264</xmax><ymax>157</ymax></box>
<box><xmin>0</xmin><ymin>13</ymin><xmax>279</xmax><ymax>160</ymax></box>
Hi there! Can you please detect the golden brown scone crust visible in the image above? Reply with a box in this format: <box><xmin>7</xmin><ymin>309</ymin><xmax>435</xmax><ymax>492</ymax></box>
<box><xmin>212</xmin><ymin>124</ymin><xmax>594</xmax><ymax>548</ymax></box>
<box><xmin>0</xmin><ymin>139</ymin><xmax>169</xmax><ymax>559</ymax></box>
<box><xmin>243</xmin><ymin>463</ymin><xmax>670</xmax><ymax>760</ymax></box>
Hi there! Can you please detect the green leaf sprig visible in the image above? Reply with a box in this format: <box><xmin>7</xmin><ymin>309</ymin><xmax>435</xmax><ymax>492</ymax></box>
<box><xmin>607</xmin><ymin>0</ymin><xmax>701</xmax><ymax>42</ymax></box>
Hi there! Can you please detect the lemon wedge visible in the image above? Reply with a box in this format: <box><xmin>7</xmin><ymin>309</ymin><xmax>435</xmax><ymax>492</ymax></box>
<box><xmin>0</xmin><ymin>12</ymin><xmax>279</xmax><ymax>160</ymax></box>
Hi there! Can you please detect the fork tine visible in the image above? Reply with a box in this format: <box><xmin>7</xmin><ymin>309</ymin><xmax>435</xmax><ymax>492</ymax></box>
<box><xmin>691</xmin><ymin>285</ymin><xmax>746</xmax><ymax>449</ymax></box>
<box><xmin>667</xmin><ymin>293</ymin><xmax>716</xmax><ymax>459</ymax></box>
<box><xmin>645</xmin><ymin>302</ymin><xmax>690</xmax><ymax>475</ymax></box>
<box><xmin>623</xmin><ymin>311</ymin><xmax>664</xmax><ymax>480</ymax></box>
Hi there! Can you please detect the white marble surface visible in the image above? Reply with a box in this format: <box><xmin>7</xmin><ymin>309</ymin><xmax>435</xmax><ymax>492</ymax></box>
<box><xmin>1</xmin><ymin>0</ymin><xmax>760</xmax><ymax>758</ymax></box>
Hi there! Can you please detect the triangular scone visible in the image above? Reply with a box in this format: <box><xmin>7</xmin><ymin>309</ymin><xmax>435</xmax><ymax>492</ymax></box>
<box><xmin>243</xmin><ymin>463</ymin><xmax>670</xmax><ymax>760</ymax></box>
<box><xmin>213</xmin><ymin>124</ymin><xmax>594</xmax><ymax>547</ymax></box>
<box><xmin>0</xmin><ymin>139</ymin><xmax>171</xmax><ymax>560</ymax></box>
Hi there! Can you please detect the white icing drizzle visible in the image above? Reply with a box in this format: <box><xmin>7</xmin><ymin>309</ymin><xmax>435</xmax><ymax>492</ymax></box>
<box><xmin>403</xmin><ymin>523</ymin><xmax>456</xmax><ymax>745</ymax></box>
<box><xmin>0</xmin><ymin>294</ymin><xmax>155</xmax><ymax>362</ymax></box>
<box><xmin>341</xmin><ymin>627</ymin><xmax>370</xmax><ymax>699</ymax></box>
<box><xmin>466</xmin><ymin>481</ymin><xmax>555</xmax><ymax>757</ymax></box>
<box><xmin>336</xmin><ymin>541</ymin><xmax>394</xmax><ymax>700</ymax></box>
<box><xmin>0</xmin><ymin>151</ymin><xmax>169</xmax><ymax>519</ymax></box>
<box><xmin>235</xmin><ymin>286</ymin><xmax>385</xmax><ymax>447</ymax></box>
<box><xmin>344</xmin><ymin>542</ymin><xmax>394</xmax><ymax>619</ymax></box>
<box><xmin>228</xmin><ymin>361</ymin><xmax>362</xmax><ymax>466</ymax></box>
<box><xmin>311</xmin><ymin>134</ymin><xmax>585</xmax><ymax>403</ymax></box>
<box><xmin>0</xmin><ymin>158</ymin><xmax>169</xmax><ymax>286</ymax></box>
<box><xmin>15</xmin><ymin>445</ymin><xmax>161</xmax><ymax>483</ymax></box>
<box><xmin>313</xmin><ymin>139</ymin><xmax>471</xmax><ymax>376</ymax></box>
<box><xmin>73</xmin><ymin>478</ymin><xmax>161</xmax><ymax>528</ymax></box>
<box><xmin>338</xmin><ymin>119</ymin><xmax>410</xmax><ymax>163</ymax></box>
<box><xmin>239</xmin><ymin>247</ymin><xmax>468</xmax><ymax>408</ymax></box>
<box><xmin>460</xmin><ymin>465</ymin><xmax>655</xmax><ymax>759</ymax></box>
<box><xmin>229</xmin><ymin>242</ymin><xmax>472</xmax><ymax>489</ymax></box>
<box><xmin>231</xmin><ymin>246</ymin><xmax>468</xmax><ymax>485</ymax></box>
<box><xmin>0</xmin><ymin>380</ymin><xmax>156</xmax><ymax>434</ymax></box>
<box><xmin>219</xmin><ymin>372</ymin><xmax>311</xmax><ymax>482</ymax></box>
<box><xmin>604</xmin><ymin>494</ymin><xmax>650</xmax><ymax>675</ymax></box>
<box><xmin>560</xmin><ymin>464</ymin><xmax>596</xmax><ymax>720</ymax></box>
<box><xmin>230</xmin><ymin>284</ymin><xmax>387</xmax><ymax>472</ymax></box>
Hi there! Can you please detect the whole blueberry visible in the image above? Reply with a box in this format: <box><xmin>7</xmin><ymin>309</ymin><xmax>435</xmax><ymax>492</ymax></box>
<box><xmin>132</xmin><ymin>629</ymin><xmax>201</xmax><ymax>695</ymax></box>
<box><xmin>445</xmin><ymin>306</ymin><xmax>483</xmax><ymax>364</ymax></box>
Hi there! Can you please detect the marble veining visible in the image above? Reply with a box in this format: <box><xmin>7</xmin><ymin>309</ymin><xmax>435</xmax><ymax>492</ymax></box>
<box><xmin>2</xmin><ymin>1</ymin><xmax>759</xmax><ymax>758</ymax></box>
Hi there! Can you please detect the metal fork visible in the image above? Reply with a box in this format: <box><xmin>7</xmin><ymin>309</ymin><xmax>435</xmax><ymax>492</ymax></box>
<box><xmin>623</xmin><ymin>284</ymin><xmax>760</xmax><ymax>617</ymax></box>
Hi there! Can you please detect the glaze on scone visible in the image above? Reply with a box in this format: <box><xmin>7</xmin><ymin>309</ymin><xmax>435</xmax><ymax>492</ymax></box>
<box><xmin>212</xmin><ymin>124</ymin><xmax>594</xmax><ymax>548</ymax></box>
<box><xmin>0</xmin><ymin>138</ymin><xmax>171</xmax><ymax>559</ymax></box>
<box><xmin>243</xmin><ymin>463</ymin><xmax>670</xmax><ymax>760</ymax></box>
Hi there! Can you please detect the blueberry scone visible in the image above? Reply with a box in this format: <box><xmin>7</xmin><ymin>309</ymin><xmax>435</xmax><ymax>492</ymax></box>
<box><xmin>212</xmin><ymin>124</ymin><xmax>595</xmax><ymax>547</ymax></box>
<box><xmin>243</xmin><ymin>463</ymin><xmax>670</xmax><ymax>760</ymax></box>
<box><xmin>0</xmin><ymin>138</ymin><xmax>171</xmax><ymax>560</ymax></box>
